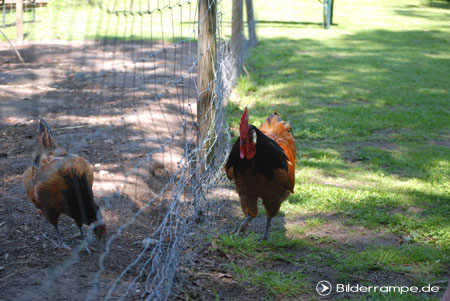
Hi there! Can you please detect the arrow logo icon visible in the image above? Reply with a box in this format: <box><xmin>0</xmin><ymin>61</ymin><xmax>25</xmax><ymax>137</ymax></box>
<box><xmin>316</xmin><ymin>280</ymin><xmax>332</xmax><ymax>296</ymax></box>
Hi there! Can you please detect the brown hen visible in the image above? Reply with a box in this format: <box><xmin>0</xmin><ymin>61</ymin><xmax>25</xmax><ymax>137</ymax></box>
<box><xmin>22</xmin><ymin>119</ymin><xmax>106</xmax><ymax>250</ymax></box>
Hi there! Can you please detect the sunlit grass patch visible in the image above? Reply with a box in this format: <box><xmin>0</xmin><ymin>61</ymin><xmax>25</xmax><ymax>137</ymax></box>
<box><xmin>337</xmin><ymin>244</ymin><xmax>450</xmax><ymax>282</ymax></box>
<box><xmin>304</xmin><ymin>216</ymin><xmax>327</xmax><ymax>229</ymax></box>
<box><xmin>286</xmin><ymin>223</ymin><xmax>305</xmax><ymax>236</ymax></box>
<box><xmin>231</xmin><ymin>263</ymin><xmax>310</xmax><ymax>298</ymax></box>
<box><xmin>236</xmin><ymin>75</ymin><xmax>257</xmax><ymax>96</ymax></box>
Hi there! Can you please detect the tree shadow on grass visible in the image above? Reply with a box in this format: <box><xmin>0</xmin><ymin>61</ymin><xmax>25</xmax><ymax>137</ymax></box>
<box><xmin>422</xmin><ymin>0</ymin><xmax>450</xmax><ymax>9</ymax></box>
<box><xmin>256</xmin><ymin>20</ymin><xmax>325</xmax><ymax>28</ymax></box>
<box><xmin>227</xmin><ymin>27</ymin><xmax>450</xmax><ymax>291</ymax></box>
<box><xmin>239</xmin><ymin>27</ymin><xmax>449</xmax><ymax>183</ymax></box>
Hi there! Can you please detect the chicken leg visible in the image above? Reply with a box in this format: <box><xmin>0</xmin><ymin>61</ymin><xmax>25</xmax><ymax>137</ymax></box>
<box><xmin>53</xmin><ymin>225</ymin><xmax>70</xmax><ymax>249</ymax></box>
<box><xmin>78</xmin><ymin>225</ymin><xmax>92</xmax><ymax>254</ymax></box>
<box><xmin>259</xmin><ymin>216</ymin><xmax>273</xmax><ymax>241</ymax></box>
<box><xmin>232</xmin><ymin>215</ymin><xmax>254</xmax><ymax>236</ymax></box>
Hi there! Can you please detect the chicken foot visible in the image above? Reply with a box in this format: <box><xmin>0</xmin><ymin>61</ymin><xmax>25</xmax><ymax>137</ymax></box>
<box><xmin>78</xmin><ymin>226</ymin><xmax>94</xmax><ymax>254</ymax></box>
<box><xmin>259</xmin><ymin>216</ymin><xmax>273</xmax><ymax>241</ymax></box>
<box><xmin>53</xmin><ymin>225</ymin><xmax>71</xmax><ymax>250</ymax></box>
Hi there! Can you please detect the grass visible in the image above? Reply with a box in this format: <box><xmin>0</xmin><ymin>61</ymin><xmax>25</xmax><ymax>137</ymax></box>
<box><xmin>0</xmin><ymin>0</ymin><xmax>201</xmax><ymax>42</ymax></box>
<box><xmin>224</xmin><ymin>0</ymin><xmax>450</xmax><ymax>299</ymax></box>
<box><xmin>216</xmin><ymin>233</ymin><xmax>260</xmax><ymax>257</ymax></box>
<box><xmin>216</xmin><ymin>231</ymin><xmax>308</xmax><ymax>256</ymax></box>
<box><xmin>215</xmin><ymin>232</ymin><xmax>311</xmax><ymax>298</ymax></box>
<box><xmin>336</xmin><ymin>244</ymin><xmax>449</xmax><ymax>283</ymax></box>
<box><xmin>231</xmin><ymin>262</ymin><xmax>310</xmax><ymax>298</ymax></box>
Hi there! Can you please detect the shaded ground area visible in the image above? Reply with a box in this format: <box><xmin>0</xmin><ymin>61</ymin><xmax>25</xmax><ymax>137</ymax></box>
<box><xmin>0</xmin><ymin>40</ymin><xmax>199</xmax><ymax>300</ymax></box>
<box><xmin>175</xmin><ymin>186</ymin><xmax>449</xmax><ymax>300</ymax></box>
<box><xmin>175</xmin><ymin>191</ymin><xmax>393</xmax><ymax>300</ymax></box>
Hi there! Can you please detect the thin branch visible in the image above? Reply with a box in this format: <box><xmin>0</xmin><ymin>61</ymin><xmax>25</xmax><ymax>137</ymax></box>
<box><xmin>0</xmin><ymin>28</ymin><xmax>25</xmax><ymax>63</ymax></box>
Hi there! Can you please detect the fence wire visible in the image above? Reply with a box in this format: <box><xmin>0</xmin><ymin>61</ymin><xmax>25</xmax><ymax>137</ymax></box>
<box><xmin>0</xmin><ymin>0</ymin><xmax>251</xmax><ymax>299</ymax></box>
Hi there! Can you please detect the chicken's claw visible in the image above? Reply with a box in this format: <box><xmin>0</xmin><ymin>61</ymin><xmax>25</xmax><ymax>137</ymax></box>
<box><xmin>56</xmin><ymin>241</ymin><xmax>71</xmax><ymax>250</ymax></box>
<box><xmin>81</xmin><ymin>241</ymin><xmax>98</xmax><ymax>254</ymax></box>
<box><xmin>231</xmin><ymin>227</ymin><xmax>246</xmax><ymax>237</ymax></box>
<box><xmin>257</xmin><ymin>234</ymin><xmax>268</xmax><ymax>243</ymax></box>
<box><xmin>43</xmin><ymin>233</ymin><xmax>69</xmax><ymax>249</ymax></box>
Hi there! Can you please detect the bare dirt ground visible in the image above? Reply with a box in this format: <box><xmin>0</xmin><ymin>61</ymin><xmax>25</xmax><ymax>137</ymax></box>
<box><xmin>0</xmin><ymin>40</ymin><xmax>206</xmax><ymax>300</ymax></box>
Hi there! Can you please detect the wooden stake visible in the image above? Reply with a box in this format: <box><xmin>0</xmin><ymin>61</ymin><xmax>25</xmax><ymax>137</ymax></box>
<box><xmin>197</xmin><ymin>0</ymin><xmax>217</xmax><ymax>169</ymax></box>
<box><xmin>16</xmin><ymin>0</ymin><xmax>23</xmax><ymax>45</ymax></box>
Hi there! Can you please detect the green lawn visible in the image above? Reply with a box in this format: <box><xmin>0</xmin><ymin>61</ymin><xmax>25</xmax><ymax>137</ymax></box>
<box><xmin>0</xmin><ymin>0</ymin><xmax>199</xmax><ymax>42</ymax></box>
<box><xmin>223</xmin><ymin>0</ymin><xmax>450</xmax><ymax>299</ymax></box>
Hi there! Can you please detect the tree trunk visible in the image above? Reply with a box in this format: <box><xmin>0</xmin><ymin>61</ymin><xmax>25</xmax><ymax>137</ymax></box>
<box><xmin>245</xmin><ymin>0</ymin><xmax>257</xmax><ymax>47</ymax></box>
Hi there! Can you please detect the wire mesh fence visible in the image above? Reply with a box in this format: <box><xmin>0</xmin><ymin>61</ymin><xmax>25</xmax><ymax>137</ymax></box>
<box><xmin>1</xmin><ymin>0</ymin><xmax>42</xmax><ymax>28</ymax></box>
<box><xmin>0</xmin><ymin>0</ymin><xmax>253</xmax><ymax>299</ymax></box>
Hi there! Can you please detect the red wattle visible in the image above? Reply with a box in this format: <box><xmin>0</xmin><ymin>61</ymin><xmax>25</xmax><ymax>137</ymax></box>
<box><xmin>245</xmin><ymin>143</ymin><xmax>256</xmax><ymax>159</ymax></box>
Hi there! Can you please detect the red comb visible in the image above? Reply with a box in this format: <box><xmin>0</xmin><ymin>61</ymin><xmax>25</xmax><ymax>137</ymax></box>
<box><xmin>239</xmin><ymin>107</ymin><xmax>249</xmax><ymax>138</ymax></box>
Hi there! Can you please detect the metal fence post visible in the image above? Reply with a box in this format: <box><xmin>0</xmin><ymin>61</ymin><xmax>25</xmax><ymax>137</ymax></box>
<box><xmin>330</xmin><ymin>0</ymin><xmax>334</xmax><ymax>25</ymax></box>
<box><xmin>323</xmin><ymin>0</ymin><xmax>333</xmax><ymax>29</ymax></box>
<box><xmin>2</xmin><ymin>1</ymin><xmax>6</xmax><ymax>28</ymax></box>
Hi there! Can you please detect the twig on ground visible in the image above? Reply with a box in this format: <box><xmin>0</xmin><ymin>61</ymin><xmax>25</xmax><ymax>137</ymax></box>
<box><xmin>0</xmin><ymin>29</ymin><xmax>25</xmax><ymax>63</ymax></box>
<box><xmin>14</xmin><ymin>206</ymin><xmax>25</xmax><ymax>213</ymax></box>
<box><xmin>54</xmin><ymin>125</ymin><xmax>88</xmax><ymax>131</ymax></box>
<box><xmin>242</xmin><ymin>65</ymin><xmax>250</xmax><ymax>77</ymax></box>
<box><xmin>432</xmin><ymin>279</ymin><xmax>450</xmax><ymax>285</ymax></box>
<box><xmin>42</xmin><ymin>233</ymin><xmax>59</xmax><ymax>247</ymax></box>
<box><xmin>0</xmin><ymin>270</ymin><xmax>19</xmax><ymax>282</ymax></box>
<box><xmin>439</xmin><ymin>106</ymin><xmax>450</xmax><ymax>115</ymax></box>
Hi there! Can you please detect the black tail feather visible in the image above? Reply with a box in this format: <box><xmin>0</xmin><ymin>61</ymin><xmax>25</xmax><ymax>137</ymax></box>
<box><xmin>61</xmin><ymin>169</ymin><xmax>98</xmax><ymax>226</ymax></box>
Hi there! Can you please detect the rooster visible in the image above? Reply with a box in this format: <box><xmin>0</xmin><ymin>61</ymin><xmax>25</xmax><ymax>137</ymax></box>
<box><xmin>225</xmin><ymin>108</ymin><xmax>296</xmax><ymax>240</ymax></box>
<box><xmin>22</xmin><ymin>119</ymin><xmax>106</xmax><ymax>250</ymax></box>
